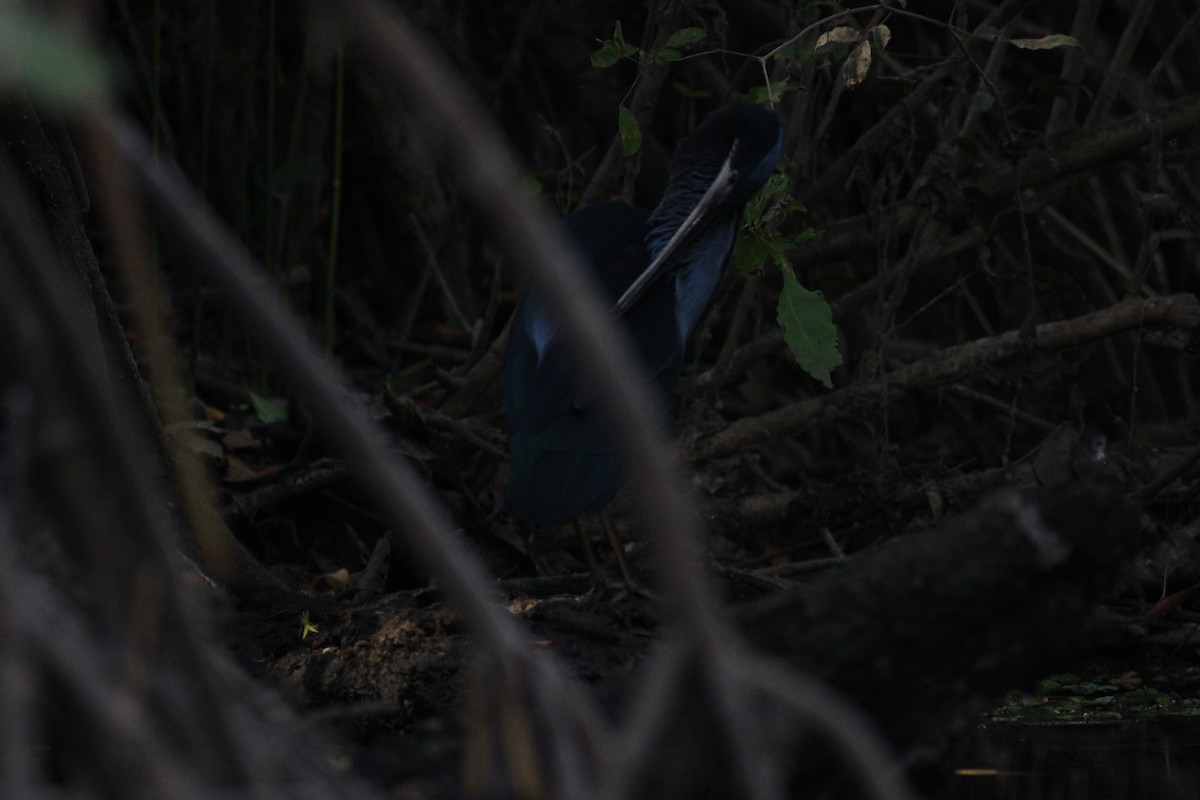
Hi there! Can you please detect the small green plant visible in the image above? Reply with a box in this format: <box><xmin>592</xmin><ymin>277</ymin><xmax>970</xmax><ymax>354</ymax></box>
<box><xmin>299</xmin><ymin>610</ymin><xmax>319</xmax><ymax>639</ymax></box>
<box><xmin>732</xmin><ymin>172</ymin><xmax>813</xmax><ymax>276</ymax></box>
<box><xmin>589</xmin><ymin>20</ymin><xmax>642</xmax><ymax>69</ymax></box>
<box><xmin>735</xmin><ymin>170</ymin><xmax>840</xmax><ymax>388</ymax></box>
<box><xmin>591</xmin><ymin>22</ymin><xmax>706</xmax><ymax>69</ymax></box>
<box><xmin>591</xmin><ymin>23</ymin><xmax>709</xmax><ymax>156</ymax></box>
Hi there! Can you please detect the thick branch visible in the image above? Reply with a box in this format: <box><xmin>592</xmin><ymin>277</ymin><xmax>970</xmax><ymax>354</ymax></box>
<box><xmin>692</xmin><ymin>293</ymin><xmax>1200</xmax><ymax>462</ymax></box>
<box><xmin>742</xmin><ymin>483</ymin><xmax>1141</xmax><ymax>751</ymax></box>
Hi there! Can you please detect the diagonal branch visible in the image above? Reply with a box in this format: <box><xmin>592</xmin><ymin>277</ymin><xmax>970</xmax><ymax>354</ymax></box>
<box><xmin>692</xmin><ymin>293</ymin><xmax>1200</xmax><ymax>462</ymax></box>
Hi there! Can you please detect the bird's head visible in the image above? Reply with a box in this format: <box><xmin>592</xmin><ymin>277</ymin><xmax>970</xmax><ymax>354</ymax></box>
<box><xmin>668</xmin><ymin>100</ymin><xmax>783</xmax><ymax>207</ymax></box>
<box><xmin>616</xmin><ymin>100</ymin><xmax>784</xmax><ymax>317</ymax></box>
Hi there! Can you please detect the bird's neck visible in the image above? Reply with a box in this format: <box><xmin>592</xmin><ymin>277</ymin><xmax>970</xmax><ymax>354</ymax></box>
<box><xmin>672</xmin><ymin>216</ymin><xmax>737</xmax><ymax>343</ymax></box>
<box><xmin>646</xmin><ymin>161</ymin><xmax>722</xmax><ymax>259</ymax></box>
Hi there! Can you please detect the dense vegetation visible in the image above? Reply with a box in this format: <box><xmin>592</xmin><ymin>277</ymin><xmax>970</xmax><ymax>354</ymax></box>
<box><xmin>1</xmin><ymin>1</ymin><xmax>1198</xmax><ymax>797</ymax></box>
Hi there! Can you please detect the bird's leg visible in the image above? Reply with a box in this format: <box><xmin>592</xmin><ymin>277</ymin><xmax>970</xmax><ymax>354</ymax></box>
<box><xmin>599</xmin><ymin>508</ymin><xmax>640</xmax><ymax>591</ymax></box>
<box><xmin>572</xmin><ymin>518</ymin><xmax>610</xmax><ymax>589</ymax></box>
<box><xmin>523</xmin><ymin>525</ymin><xmax>552</xmax><ymax>577</ymax></box>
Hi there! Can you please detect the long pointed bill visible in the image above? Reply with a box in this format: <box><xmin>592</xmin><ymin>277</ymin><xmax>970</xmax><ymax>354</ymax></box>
<box><xmin>613</xmin><ymin>150</ymin><xmax>739</xmax><ymax>316</ymax></box>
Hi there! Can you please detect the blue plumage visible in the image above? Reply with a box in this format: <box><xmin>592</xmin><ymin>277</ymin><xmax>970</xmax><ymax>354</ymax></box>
<box><xmin>505</xmin><ymin>101</ymin><xmax>783</xmax><ymax>526</ymax></box>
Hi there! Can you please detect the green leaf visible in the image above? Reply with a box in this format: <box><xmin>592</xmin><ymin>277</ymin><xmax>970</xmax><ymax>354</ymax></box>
<box><xmin>250</xmin><ymin>392</ymin><xmax>289</xmax><ymax>424</ymax></box>
<box><xmin>771</xmin><ymin>42</ymin><xmax>797</xmax><ymax>61</ymax></box>
<box><xmin>657</xmin><ymin>26</ymin><xmax>705</xmax><ymax>64</ymax></box>
<box><xmin>742</xmin><ymin>174</ymin><xmax>776</xmax><ymax>225</ymax></box>
<box><xmin>618</xmin><ymin>105</ymin><xmax>641</xmax><ymax>156</ymax></box>
<box><xmin>521</xmin><ymin>172</ymin><xmax>545</xmax><ymax>201</ymax></box>
<box><xmin>672</xmin><ymin>80</ymin><xmax>710</xmax><ymax>99</ymax></box>
<box><xmin>777</xmin><ymin>264</ymin><xmax>841</xmax><ymax>388</ymax></box>
<box><xmin>791</xmin><ymin>226</ymin><xmax>821</xmax><ymax>245</ymax></box>
<box><xmin>0</xmin><ymin>7</ymin><xmax>111</xmax><ymax>113</ymax></box>
<box><xmin>591</xmin><ymin>40</ymin><xmax>623</xmax><ymax>68</ymax></box>
<box><xmin>665</xmin><ymin>27</ymin><xmax>706</xmax><ymax>48</ymax></box>
<box><xmin>733</xmin><ymin>232</ymin><xmax>772</xmax><ymax>277</ymax></box>
<box><xmin>592</xmin><ymin>20</ymin><xmax>642</xmax><ymax>68</ymax></box>
<box><xmin>746</xmin><ymin>80</ymin><xmax>789</xmax><ymax>104</ymax></box>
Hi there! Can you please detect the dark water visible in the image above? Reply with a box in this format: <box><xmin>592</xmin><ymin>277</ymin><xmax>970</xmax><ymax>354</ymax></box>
<box><xmin>932</xmin><ymin>720</ymin><xmax>1200</xmax><ymax>800</ymax></box>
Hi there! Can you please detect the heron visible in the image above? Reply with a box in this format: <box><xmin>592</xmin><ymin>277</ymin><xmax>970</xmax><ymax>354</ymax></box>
<box><xmin>504</xmin><ymin>100</ymin><xmax>783</xmax><ymax>585</ymax></box>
